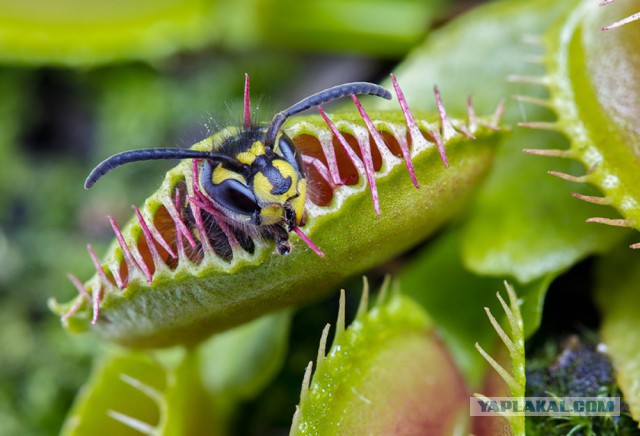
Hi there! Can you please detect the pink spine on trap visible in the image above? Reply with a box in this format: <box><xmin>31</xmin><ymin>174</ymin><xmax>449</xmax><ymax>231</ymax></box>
<box><xmin>133</xmin><ymin>205</ymin><xmax>165</xmax><ymax>266</ymax></box>
<box><xmin>302</xmin><ymin>155</ymin><xmax>335</xmax><ymax>188</ymax></box>
<box><xmin>86</xmin><ymin>244</ymin><xmax>108</xmax><ymax>324</ymax></box>
<box><xmin>293</xmin><ymin>226</ymin><xmax>324</xmax><ymax>257</ymax></box>
<box><xmin>188</xmin><ymin>160</ymin><xmax>213</xmax><ymax>255</ymax></box>
<box><xmin>598</xmin><ymin>0</ymin><xmax>639</xmax><ymax>30</ymax></box>
<box><xmin>243</xmin><ymin>73</ymin><xmax>251</xmax><ymax>128</ymax></box>
<box><xmin>108</xmin><ymin>216</ymin><xmax>152</xmax><ymax>284</ymax></box>
<box><xmin>586</xmin><ymin>217</ymin><xmax>631</xmax><ymax>227</ymax></box>
<box><xmin>68</xmin><ymin>273</ymin><xmax>92</xmax><ymax>303</ymax></box>
<box><xmin>571</xmin><ymin>192</ymin><xmax>611</xmax><ymax>205</ymax></box>
<box><xmin>172</xmin><ymin>189</ymin><xmax>189</xmax><ymax>260</ymax></box>
<box><xmin>523</xmin><ymin>148</ymin><xmax>570</xmax><ymax>158</ymax></box>
<box><xmin>165</xmin><ymin>189</ymin><xmax>197</xmax><ymax>250</ymax></box>
<box><xmin>548</xmin><ymin>170</ymin><xmax>588</xmax><ymax>184</ymax></box>
<box><xmin>452</xmin><ymin>96</ymin><xmax>476</xmax><ymax>140</ymax></box>
<box><xmin>190</xmin><ymin>200</ymin><xmax>214</xmax><ymax>256</ymax></box>
<box><xmin>390</xmin><ymin>74</ymin><xmax>421</xmax><ymax>187</ymax></box>
<box><xmin>318</xmin><ymin>106</ymin><xmax>361</xmax><ymax>171</ymax></box>
<box><xmin>173</xmin><ymin>210</ymin><xmax>185</xmax><ymax>260</ymax></box>
<box><xmin>491</xmin><ymin>100</ymin><xmax>506</xmax><ymax>130</ymax></box>
<box><xmin>91</xmin><ymin>287</ymin><xmax>102</xmax><ymax>326</ymax></box>
<box><xmin>109</xmin><ymin>261</ymin><xmax>126</xmax><ymax>290</ymax></box>
<box><xmin>133</xmin><ymin>205</ymin><xmax>176</xmax><ymax>259</ymax></box>
<box><xmin>518</xmin><ymin>121</ymin><xmax>558</xmax><ymax>130</ymax></box>
<box><xmin>126</xmin><ymin>233</ymin><xmax>154</xmax><ymax>284</ymax></box>
<box><xmin>316</xmin><ymin>122</ymin><xmax>342</xmax><ymax>186</ymax></box>
<box><xmin>189</xmin><ymin>160</ymin><xmax>239</xmax><ymax>247</ymax></box>
<box><xmin>61</xmin><ymin>298</ymin><xmax>84</xmax><ymax>322</ymax></box>
<box><xmin>350</xmin><ymin>95</ymin><xmax>381</xmax><ymax>216</ymax></box>
<box><xmin>63</xmin><ymin>274</ymin><xmax>92</xmax><ymax>321</ymax></box>
<box><xmin>467</xmin><ymin>95</ymin><xmax>477</xmax><ymax>128</ymax></box>
<box><xmin>433</xmin><ymin>86</ymin><xmax>453</xmax><ymax>166</ymax></box>
<box><xmin>188</xmin><ymin>193</ymin><xmax>240</xmax><ymax>248</ymax></box>
<box><xmin>87</xmin><ymin>244</ymin><xmax>110</xmax><ymax>287</ymax></box>
<box><xmin>601</xmin><ymin>12</ymin><xmax>640</xmax><ymax>30</ymax></box>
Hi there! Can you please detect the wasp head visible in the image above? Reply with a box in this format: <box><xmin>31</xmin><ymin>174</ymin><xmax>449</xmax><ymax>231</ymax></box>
<box><xmin>200</xmin><ymin>131</ymin><xmax>306</xmax><ymax>243</ymax></box>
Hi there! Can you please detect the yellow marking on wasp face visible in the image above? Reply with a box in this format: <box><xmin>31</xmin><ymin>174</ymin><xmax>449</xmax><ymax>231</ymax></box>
<box><xmin>236</xmin><ymin>141</ymin><xmax>266</xmax><ymax>165</ymax></box>
<box><xmin>253</xmin><ymin>160</ymin><xmax>300</xmax><ymax>205</ymax></box>
<box><xmin>292</xmin><ymin>179</ymin><xmax>307</xmax><ymax>223</ymax></box>
<box><xmin>212</xmin><ymin>165</ymin><xmax>246</xmax><ymax>185</ymax></box>
<box><xmin>272</xmin><ymin>160</ymin><xmax>299</xmax><ymax>197</ymax></box>
<box><xmin>253</xmin><ymin>172</ymin><xmax>282</xmax><ymax>204</ymax></box>
<box><xmin>259</xmin><ymin>204</ymin><xmax>284</xmax><ymax>225</ymax></box>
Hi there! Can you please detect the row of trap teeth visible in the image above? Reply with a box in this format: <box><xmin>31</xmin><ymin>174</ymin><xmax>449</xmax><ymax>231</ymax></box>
<box><xmin>510</xmin><ymin>34</ymin><xmax>639</xmax><ymax>250</ymax></box>
<box><xmin>302</xmin><ymin>75</ymin><xmax>502</xmax><ymax>214</ymax></box>
<box><xmin>64</xmin><ymin>75</ymin><xmax>504</xmax><ymax>326</ymax></box>
<box><xmin>291</xmin><ymin>277</ymin><xmax>378</xmax><ymax>429</ymax></box>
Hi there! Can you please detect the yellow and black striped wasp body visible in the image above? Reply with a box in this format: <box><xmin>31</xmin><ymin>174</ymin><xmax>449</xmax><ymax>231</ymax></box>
<box><xmin>85</xmin><ymin>79</ymin><xmax>391</xmax><ymax>255</ymax></box>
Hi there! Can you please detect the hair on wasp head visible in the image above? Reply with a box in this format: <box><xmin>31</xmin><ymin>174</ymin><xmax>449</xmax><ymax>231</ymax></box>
<box><xmin>84</xmin><ymin>75</ymin><xmax>392</xmax><ymax>256</ymax></box>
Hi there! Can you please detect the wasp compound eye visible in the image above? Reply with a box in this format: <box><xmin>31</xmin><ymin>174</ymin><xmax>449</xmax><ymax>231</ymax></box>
<box><xmin>277</xmin><ymin>135</ymin><xmax>304</xmax><ymax>174</ymax></box>
<box><xmin>205</xmin><ymin>178</ymin><xmax>259</xmax><ymax>216</ymax></box>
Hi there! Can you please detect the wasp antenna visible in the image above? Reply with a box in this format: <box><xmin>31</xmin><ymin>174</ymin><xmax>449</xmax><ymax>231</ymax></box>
<box><xmin>243</xmin><ymin>73</ymin><xmax>251</xmax><ymax>128</ymax></box>
<box><xmin>264</xmin><ymin>82</ymin><xmax>392</xmax><ymax>147</ymax></box>
<box><xmin>84</xmin><ymin>149</ymin><xmax>237</xmax><ymax>189</ymax></box>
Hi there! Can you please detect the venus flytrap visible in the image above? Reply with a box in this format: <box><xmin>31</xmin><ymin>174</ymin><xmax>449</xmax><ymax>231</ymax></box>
<box><xmin>291</xmin><ymin>279</ymin><xmax>469</xmax><ymax>435</ymax></box>
<box><xmin>380</xmin><ymin>0</ymin><xmax>623</xmax><ymax>285</ymax></box>
<box><xmin>474</xmin><ymin>282</ymin><xmax>526</xmax><ymax>436</ymax></box>
<box><xmin>518</xmin><ymin>0</ymin><xmax>640</xmax><ymax>248</ymax></box>
<box><xmin>61</xmin><ymin>311</ymin><xmax>290</xmax><ymax>435</ymax></box>
<box><xmin>50</xmin><ymin>77</ymin><xmax>504</xmax><ymax>348</ymax></box>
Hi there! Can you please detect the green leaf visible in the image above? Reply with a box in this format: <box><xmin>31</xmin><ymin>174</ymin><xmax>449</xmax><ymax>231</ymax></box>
<box><xmin>596</xmin><ymin>245</ymin><xmax>640</xmax><ymax>422</ymax></box>
<box><xmin>258</xmin><ymin>0</ymin><xmax>447</xmax><ymax>56</ymax></box>
<box><xmin>62</xmin><ymin>311</ymin><xmax>291</xmax><ymax>434</ymax></box>
<box><xmin>199</xmin><ymin>310</ymin><xmax>291</xmax><ymax>404</ymax></box>
<box><xmin>0</xmin><ymin>1</ymin><xmax>219</xmax><ymax>66</ymax></box>
<box><xmin>62</xmin><ymin>349</ymin><xmax>181</xmax><ymax>436</ymax></box>
<box><xmin>400</xmin><ymin>229</ymin><xmax>553</xmax><ymax>388</ymax></box>
<box><xmin>292</xmin><ymin>284</ymin><xmax>468</xmax><ymax>435</ymax></box>
<box><xmin>52</xmin><ymin>92</ymin><xmax>504</xmax><ymax>348</ymax></box>
<box><xmin>461</xmin><ymin>129</ymin><xmax>623</xmax><ymax>283</ymax></box>
<box><xmin>60</xmin><ymin>348</ymin><xmax>220</xmax><ymax>436</ymax></box>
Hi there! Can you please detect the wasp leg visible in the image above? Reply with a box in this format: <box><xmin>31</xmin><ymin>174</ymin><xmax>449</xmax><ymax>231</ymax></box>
<box><xmin>266</xmin><ymin>225</ymin><xmax>291</xmax><ymax>255</ymax></box>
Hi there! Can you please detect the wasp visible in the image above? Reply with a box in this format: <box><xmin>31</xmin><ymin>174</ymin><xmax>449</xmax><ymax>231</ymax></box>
<box><xmin>85</xmin><ymin>78</ymin><xmax>392</xmax><ymax>256</ymax></box>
